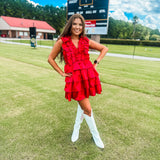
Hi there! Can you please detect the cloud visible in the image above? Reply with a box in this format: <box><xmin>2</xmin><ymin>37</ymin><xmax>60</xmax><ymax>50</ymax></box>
<box><xmin>63</xmin><ymin>2</ymin><xmax>67</xmax><ymax>7</ymax></box>
<box><xmin>109</xmin><ymin>9</ymin><xmax>128</xmax><ymax>22</ymax></box>
<box><xmin>109</xmin><ymin>0</ymin><xmax>160</xmax><ymax>30</ymax></box>
<box><xmin>26</xmin><ymin>0</ymin><xmax>39</xmax><ymax>7</ymax></box>
<box><xmin>142</xmin><ymin>15</ymin><xmax>159</xmax><ymax>29</ymax></box>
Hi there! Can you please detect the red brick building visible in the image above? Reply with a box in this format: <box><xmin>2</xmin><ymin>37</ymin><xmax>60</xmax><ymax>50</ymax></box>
<box><xmin>0</xmin><ymin>16</ymin><xmax>56</xmax><ymax>39</ymax></box>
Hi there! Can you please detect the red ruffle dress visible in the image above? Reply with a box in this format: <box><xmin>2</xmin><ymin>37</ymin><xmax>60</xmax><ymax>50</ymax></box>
<box><xmin>61</xmin><ymin>36</ymin><xmax>102</xmax><ymax>101</ymax></box>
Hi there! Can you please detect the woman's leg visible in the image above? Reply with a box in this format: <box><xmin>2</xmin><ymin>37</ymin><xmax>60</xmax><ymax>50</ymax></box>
<box><xmin>79</xmin><ymin>98</ymin><xmax>104</xmax><ymax>148</ymax></box>
<box><xmin>71</xmin><ymin>103</ymin><xmax>84</xmax><ymax>142</ymax></box>
<box><xmin>78</xmin><ymin>98</ymin><xmax>92</xmax><ymax>117</ymax></box>
<box><xmin>71</xmin><ymin>98</ymin><xmax>91</xmax><ymax>142</ymax></box>
<box><xmin>83</xmin><ymin>110</ymin><xmax>104</xmax><ymax>148</ymax></box>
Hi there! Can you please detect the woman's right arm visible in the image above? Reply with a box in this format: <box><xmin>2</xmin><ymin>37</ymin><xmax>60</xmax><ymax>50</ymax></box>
<box><xmin>48</xmin><ymin>39</ymin><xmax>72</xmax><ymax>77</ymax></box>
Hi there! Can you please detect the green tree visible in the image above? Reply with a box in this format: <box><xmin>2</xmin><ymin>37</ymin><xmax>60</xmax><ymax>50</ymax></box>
<box><xmin>132</xmin><ymin>15</ymin><xmax>139</xmax><ymax>39</ymax></box>
<box><xmin>150</xmin><ymin>29</ymin><xmax>160</xmax><ymax>36</ymax></box>
<box><xmin>149</xmin><ymin>34</ymin><xmax>160</xmax><ymax>40</ymax></box>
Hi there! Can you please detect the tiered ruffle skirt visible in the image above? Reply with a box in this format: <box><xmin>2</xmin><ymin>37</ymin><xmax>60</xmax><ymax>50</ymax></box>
<box><xmin>64</xmin><ymin>61</ymin><xmax>102</xmax><ymax>101</ymax></box>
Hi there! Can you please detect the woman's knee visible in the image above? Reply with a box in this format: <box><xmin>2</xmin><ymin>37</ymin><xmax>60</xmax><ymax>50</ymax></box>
<box><xmin>78</xmin><ymin>98</ymin><xmax>92</xmax><ymax>116</ymax></box>
<box><xmin>84</xmin><ymin>107</ymin><xmax>91</xmax><ymax>116</ymax></box>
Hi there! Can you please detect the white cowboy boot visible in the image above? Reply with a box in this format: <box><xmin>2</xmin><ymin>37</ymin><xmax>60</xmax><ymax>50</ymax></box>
<box><xmin>84</xmin><ymin>110</ymin><xmax>104</xmax><ymax>148</ymax></box>
<box><xmin>71</xmin><ymin>104</ymin><xmax>84</xmax><ymax>142</ymax></box>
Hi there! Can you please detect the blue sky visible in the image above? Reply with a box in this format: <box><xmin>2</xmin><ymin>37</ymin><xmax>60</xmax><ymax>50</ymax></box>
<box><xmin>27</xmin><ymin>0</ymin><xmax>160</xmax><ymax>30</ymax></box>
<box><xmin>28</xmin><ymin>0</ymin><xmax>67</xmax><ymax>7</ymax></box>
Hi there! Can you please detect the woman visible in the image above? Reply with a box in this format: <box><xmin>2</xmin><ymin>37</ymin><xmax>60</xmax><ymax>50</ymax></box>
<box><xmin>48</xmin><ymin>14</ymin><xmax>108</xmax><ymax>149</ymax></box>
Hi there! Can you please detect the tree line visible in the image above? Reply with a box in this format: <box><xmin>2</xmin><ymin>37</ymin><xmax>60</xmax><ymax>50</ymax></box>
<box><xmin>0</xmin><ymin>0</ymin><xmax>160</xmax><ymax>40</ymax></box>
<box><xmin>105</xmin><ymin>17</ymin><xmax>160</xmax><ymax>40</ymax></box>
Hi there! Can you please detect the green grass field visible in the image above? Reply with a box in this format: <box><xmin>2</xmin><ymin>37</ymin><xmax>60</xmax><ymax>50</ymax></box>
<box><xmin>0</xmin><ymin>42</ymin><xmax>160</xmax><ymax>160</ymax></box>
<box><xmin>105</xmin><ymin>44</ymin><xmax>160</xmax><ymax>58</ymax></box>
<box><xmin>6</xmin><ymin>39</ymin><xmax>160</xmax><ymax>58</ymax></box>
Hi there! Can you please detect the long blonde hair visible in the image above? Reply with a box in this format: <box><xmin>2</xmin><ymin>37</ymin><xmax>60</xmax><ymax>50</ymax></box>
<box><xmin>58</xmin><ymin>14</ymin><xmax>86</xmax><ymax>62</ymax></box>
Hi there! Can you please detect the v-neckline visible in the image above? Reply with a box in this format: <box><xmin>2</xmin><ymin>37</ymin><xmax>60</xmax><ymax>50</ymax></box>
<box><xmin>70</xmin><ymin>37</ymin><xmax>80</xmax><ymax>49</ymax></box>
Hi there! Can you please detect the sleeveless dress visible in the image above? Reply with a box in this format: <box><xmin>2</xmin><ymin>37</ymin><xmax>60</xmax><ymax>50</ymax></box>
<box><xmin>61</xmin><ymin>36</ymin><xmax>102</xmax><ymax>101</ymax></box>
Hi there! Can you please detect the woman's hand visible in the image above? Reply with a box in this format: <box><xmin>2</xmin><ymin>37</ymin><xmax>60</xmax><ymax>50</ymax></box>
<box><xmin>61</xmin><ymin>72</ymin><xmax>72</xmax><ymax>77</ymax></box>
<box><xmin>93</xmin><ymin>63</ymin><xmax>98</xmax><ymax>69</ymax></box>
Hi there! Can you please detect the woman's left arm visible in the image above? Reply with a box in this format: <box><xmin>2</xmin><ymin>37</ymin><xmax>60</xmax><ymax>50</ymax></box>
<box><xmin>89</xmin><ymin>39</ymin><xmax>108</xmax><ymax>68</ymax></box>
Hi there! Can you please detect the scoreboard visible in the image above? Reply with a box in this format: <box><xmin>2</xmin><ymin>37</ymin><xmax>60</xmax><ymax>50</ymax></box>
<box><xmin>67</xmin><ymin>0</ymin><xmax>110</xmax><ymax>35</ymax></box>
